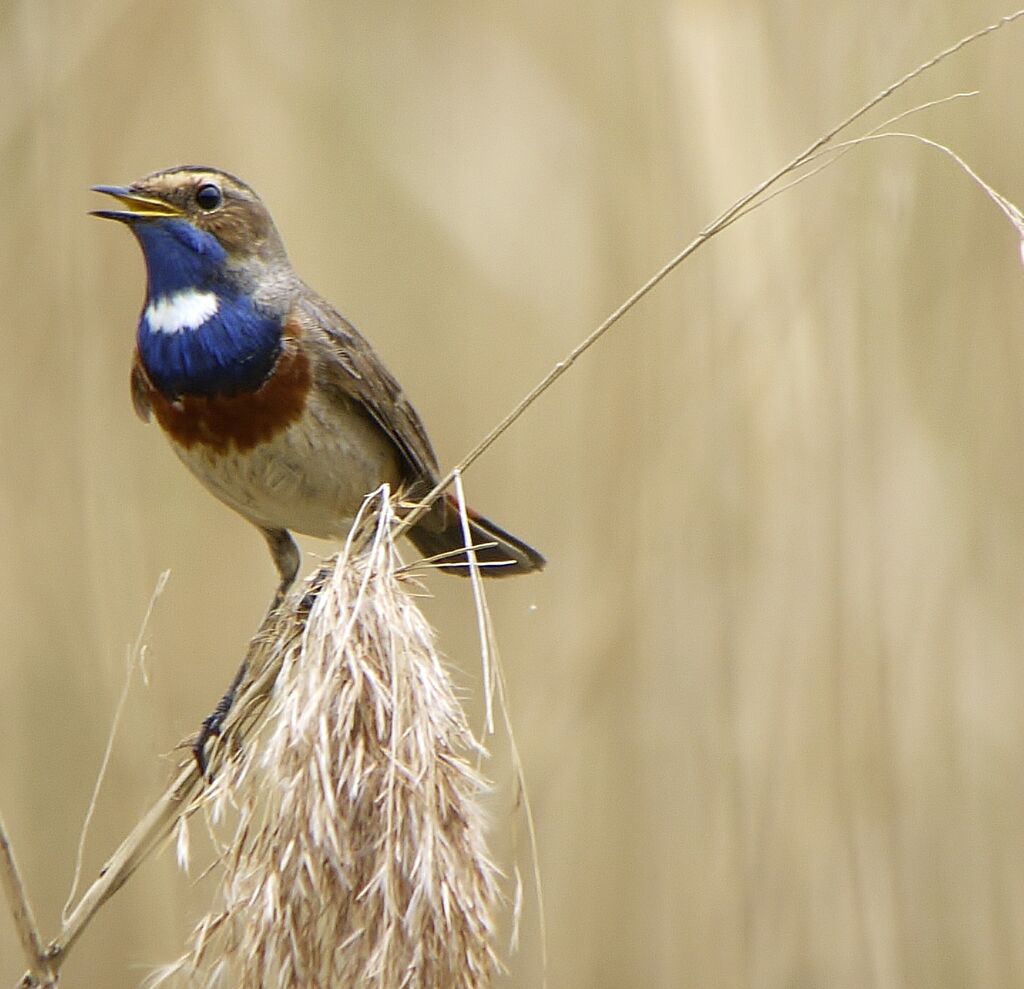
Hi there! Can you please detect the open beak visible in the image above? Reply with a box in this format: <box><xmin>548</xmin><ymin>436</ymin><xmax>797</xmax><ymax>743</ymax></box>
<box><xmin>90</xmin><ymin>185</ymin><xmax>184</xmax><ymax>223</ymax></box>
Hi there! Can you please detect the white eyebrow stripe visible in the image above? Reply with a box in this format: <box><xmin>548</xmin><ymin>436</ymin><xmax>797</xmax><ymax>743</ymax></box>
<box><xmin>144</xmin><ymin>290</ymin><xmax>219</xmax><ymax>334</ymax></box>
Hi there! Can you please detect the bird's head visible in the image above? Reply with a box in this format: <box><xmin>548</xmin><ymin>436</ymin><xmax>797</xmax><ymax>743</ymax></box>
<box><xmin>91</xmin><ymin>166</ymin><xmax>289</xmax><ymax>299</ymax></box>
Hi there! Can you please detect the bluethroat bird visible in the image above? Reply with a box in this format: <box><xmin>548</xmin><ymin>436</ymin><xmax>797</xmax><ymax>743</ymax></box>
<box><xmin>92</xmin><ymin>166</ymin><xmax>545</xmax><ymax>611</ymax></box>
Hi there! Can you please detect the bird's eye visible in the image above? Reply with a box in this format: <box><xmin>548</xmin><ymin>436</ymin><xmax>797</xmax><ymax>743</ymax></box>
<box><xmin>195</xmin><ymin>183</ymin><xmax>222</xmax><ymax>211</ymax></box>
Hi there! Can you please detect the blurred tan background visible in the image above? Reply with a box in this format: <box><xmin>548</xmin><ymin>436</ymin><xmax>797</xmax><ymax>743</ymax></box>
<box><xmin>4</xmin><ymin>1</ymin><xmax>1024</xmax><ymax>986</ymax></box>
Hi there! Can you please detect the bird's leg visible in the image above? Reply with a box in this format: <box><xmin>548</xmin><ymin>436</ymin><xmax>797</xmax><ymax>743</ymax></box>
<box><xmin>260</xmin><ymin>525</ymin><xmax>302</xmax><ymax>612</ymax></box>
<box><xmin>193</xmin><ymin>656</ymin><xmax>250</xmax><ymax>778</ymax></box>
<box><xmin>192</xmin><ymin>528</ymin><xmax>301</xmax><ymax>776</ymax></box>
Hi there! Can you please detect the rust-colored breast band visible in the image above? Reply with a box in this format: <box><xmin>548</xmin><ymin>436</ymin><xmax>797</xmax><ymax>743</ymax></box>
<box><xmin>148</xmin><ymin>329</ymin><xmax>312</xmax><ymax>455</ymax></box>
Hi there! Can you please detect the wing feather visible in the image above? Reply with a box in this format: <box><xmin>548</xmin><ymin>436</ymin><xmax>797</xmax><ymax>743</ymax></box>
<box><xmin>130</xmin><ymin>353</ymin><xmax>153</xmax><ymax>421</ymax></box>
<box><xmin>292</xmin><ymin>293</ymin><xmax>440</xmax><ymax>484</ymax></box>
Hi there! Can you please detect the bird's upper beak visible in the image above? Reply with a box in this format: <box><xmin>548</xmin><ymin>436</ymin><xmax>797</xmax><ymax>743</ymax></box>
<box><xmin>90</xmin><ymin>185</ymin><xmax>184</xmax><ymax>223</ymax></box>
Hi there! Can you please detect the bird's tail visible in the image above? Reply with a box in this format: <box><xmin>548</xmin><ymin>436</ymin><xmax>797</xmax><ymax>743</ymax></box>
<box><xmin>406</xmin><ymin>494</ymin><xmax>545</xmax><ymax>577</ymax></box>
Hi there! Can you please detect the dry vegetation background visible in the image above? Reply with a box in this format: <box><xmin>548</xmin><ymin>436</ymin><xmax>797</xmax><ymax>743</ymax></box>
<box><xmin>3</xmin><ymin>1</ymin><xmax>1024</xmax><ymax>987</ymax></box>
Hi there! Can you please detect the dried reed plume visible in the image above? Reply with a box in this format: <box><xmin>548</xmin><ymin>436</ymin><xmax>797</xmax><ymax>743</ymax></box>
<box><xmin>11</xmin><ymin>13</ymin><xmax>1024</xmax><ymax>988</ymax></box>
<box><xmin>151</xmin><ymin>491</ymin><xmax>502</xmax><ymax>989</ymax></box>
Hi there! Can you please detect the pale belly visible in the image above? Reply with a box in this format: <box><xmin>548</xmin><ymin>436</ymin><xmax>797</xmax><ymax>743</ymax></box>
<box><xmin>166</xmin><ymin>404</ymin><xmax>403</xmax><ymax>539</ymax></box>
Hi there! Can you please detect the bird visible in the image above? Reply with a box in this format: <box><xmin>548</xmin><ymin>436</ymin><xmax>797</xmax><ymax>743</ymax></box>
<box><xmin>91</xmin><ymin>166</ymin><xmax>545</xmax><ymax>609</ymax></box>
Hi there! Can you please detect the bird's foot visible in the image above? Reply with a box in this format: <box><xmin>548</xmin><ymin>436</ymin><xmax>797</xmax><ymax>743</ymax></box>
<box><xmin>192</xmin><ymin>658</ymin><xmax>248</xmax><ymax>778</ymax></box>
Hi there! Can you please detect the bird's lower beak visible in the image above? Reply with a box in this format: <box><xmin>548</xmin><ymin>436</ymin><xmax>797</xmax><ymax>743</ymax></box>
<box><xmin>90</xmin><ymin>185</ymin><xmax>184</xmax><ymax>222</ymax></box>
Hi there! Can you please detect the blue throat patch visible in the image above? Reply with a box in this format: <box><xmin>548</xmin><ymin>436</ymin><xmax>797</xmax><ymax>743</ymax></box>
<box><xmin>132</xmin><ymin>220</ymin><xmax>283</xmax><ymax>398</ymax></box>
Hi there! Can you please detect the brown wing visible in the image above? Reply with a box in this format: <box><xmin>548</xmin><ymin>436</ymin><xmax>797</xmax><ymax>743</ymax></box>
<box><xmin>130</xmin><ymin>352</ymin><xmax>153</xmax><ymax>421</ymax></box>
<box><xmin>291</xmin><ymin>291</ymin><xmax>441</xmax><ymax>485</ymax></box>
<box><xmin>290</xmin><ymin>290</ymin><xmax>545</xmax><ymax>573</ymax></box>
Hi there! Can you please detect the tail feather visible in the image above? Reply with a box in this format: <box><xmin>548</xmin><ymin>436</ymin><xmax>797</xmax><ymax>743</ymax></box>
<box><xmin>406</xmin><ymin>494</ymin><xmax>545</xmax><ymax>577</ymax></box>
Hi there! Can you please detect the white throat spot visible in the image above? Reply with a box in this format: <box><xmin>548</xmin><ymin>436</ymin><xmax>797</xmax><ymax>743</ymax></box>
<box><xmin>145</xmin><ymin>290</ymin><xmax>219</xmax><ymax>334</ymax></box>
